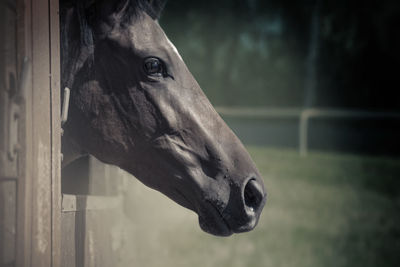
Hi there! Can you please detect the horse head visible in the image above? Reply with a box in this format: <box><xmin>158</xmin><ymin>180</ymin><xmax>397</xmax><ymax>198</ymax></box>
<box><xmin>61</xmin><ymin>0</ymin><xmax>267</xmax><ymax>236</ymax></box>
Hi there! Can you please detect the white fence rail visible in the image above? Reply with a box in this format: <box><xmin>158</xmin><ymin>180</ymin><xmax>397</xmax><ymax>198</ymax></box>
<box><xmin>216</xmin><ymin>107</ymin><xmax>400</xmax><ymax>156</ymax></box>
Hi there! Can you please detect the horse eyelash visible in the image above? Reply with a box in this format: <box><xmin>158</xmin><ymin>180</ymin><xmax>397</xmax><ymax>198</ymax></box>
<box><xmin>164</xmin><ymin>72</ymin><xmax>174</xmax><ymax>80</ymax></box>
<box><xmin>159</xmin><ymin>59</ymin><xmax>174</xmax><ymax>80</ymax></box>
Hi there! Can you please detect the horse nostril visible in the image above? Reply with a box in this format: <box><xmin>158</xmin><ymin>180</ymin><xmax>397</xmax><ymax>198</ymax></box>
<box><xmin>244</xmin><ymin>178</ymin><xmax>264</xmax><ymax>211</ymax></box>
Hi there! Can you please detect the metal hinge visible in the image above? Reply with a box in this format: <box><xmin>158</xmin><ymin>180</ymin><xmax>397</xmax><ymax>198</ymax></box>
<box><xmin>7</xmin><ymin>102</ymin><xmax>19</xmax><ymax>162</ymax></box>
<box><xmin>7</xmin><ymin>58</ymin><xmax>31</xmax><ymax>163</ymax></box>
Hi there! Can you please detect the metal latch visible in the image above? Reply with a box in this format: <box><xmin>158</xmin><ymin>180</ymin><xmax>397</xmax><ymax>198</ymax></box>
<box><xmin>61</xmin><ymin>87</ymin><xmax>70</xmax><ymax>128</ymax></box>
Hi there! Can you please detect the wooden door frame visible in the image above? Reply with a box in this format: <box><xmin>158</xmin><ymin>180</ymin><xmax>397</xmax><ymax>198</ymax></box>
<box><xmin>15</xmin><ymin>0</ymin><xmax>62</xmax><ymax>266</ymax></box>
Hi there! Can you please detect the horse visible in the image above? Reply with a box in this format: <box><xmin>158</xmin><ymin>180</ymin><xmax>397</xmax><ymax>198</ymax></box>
<box><xmin>60</xmin><ymin>0</ymin><xmax>267</xmax><ymax>236</ymax></box>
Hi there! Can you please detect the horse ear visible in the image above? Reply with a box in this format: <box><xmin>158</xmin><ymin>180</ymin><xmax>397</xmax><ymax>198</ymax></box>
<box><xmin>147</xmin><ymin>0</ymin><xmax>167</xmax><ymax>19</ymax></box>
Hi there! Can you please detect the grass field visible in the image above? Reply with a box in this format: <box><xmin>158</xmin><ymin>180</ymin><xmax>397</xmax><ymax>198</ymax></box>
<box><xmin>119</xmin><ymin>147</ymin><xmax>400</xmax><ymax>267</ymax></box>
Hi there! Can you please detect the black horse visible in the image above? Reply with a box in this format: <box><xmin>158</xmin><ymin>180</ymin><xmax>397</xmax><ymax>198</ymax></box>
<box><xmin>60</xmin><ymin>0</ymin><xmax>267</xmax><ymax>236</ymax></box>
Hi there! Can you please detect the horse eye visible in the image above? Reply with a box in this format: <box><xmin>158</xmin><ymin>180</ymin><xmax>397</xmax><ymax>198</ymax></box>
<box><xmin>144</xmin><ymin>57</ymin><xmax>164</xmax><ymax>76</ymax></box>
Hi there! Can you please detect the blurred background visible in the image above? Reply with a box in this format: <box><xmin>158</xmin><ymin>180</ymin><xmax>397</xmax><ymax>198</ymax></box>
<box><xmin>162</xmin><ymin>0</ymin><xmax>400</xmax><ymax>156</ymax></box>
<box><xmin>66</xmin><ymin>0</ymin><xmax>400</xmax><ymax>266</ymax></box>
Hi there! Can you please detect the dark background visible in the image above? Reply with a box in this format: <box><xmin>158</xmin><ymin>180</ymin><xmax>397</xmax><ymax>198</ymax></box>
<box><xmin>160</xmin><ymin>0</ymin><xmax>400</xmax><ymax>110</ymax></box>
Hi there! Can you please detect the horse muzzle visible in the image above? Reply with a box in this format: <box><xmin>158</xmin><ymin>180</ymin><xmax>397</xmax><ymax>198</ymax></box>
<box><xmin>197</xmin><ymin>173</ymin><xmax>266</xmax><ymax>236</ymax></box>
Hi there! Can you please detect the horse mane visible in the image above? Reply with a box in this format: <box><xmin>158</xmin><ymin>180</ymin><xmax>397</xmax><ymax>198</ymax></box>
<box><xmin>60</xmin><ymin>0</ymin><xmax>167</xmax><ymax>89</ymax></box>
